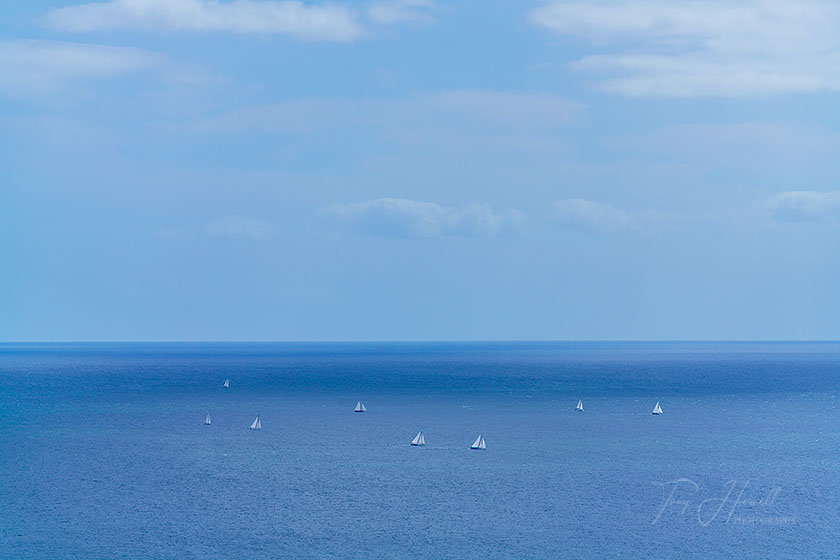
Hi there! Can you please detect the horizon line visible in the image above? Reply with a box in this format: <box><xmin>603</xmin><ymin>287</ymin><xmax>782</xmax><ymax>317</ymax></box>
<box><xmin>2</xmin><ymin>339</ymin><xmax>839</xmax><ymax>344</ymax></box>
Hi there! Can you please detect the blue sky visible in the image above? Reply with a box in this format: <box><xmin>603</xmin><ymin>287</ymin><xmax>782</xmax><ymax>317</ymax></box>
<box><xmin>2</xmin><ymin>0</ymin><xmax>839</xmax><ymax>341</ymax></box>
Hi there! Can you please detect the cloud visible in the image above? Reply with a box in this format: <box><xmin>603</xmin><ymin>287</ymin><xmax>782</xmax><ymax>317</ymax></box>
<box><xmin>766</xmin><ymin>191</ymin><xmax>840</xmax><ymax>222</ymax></box>
<box><xmin>178</xmin><ymin>90</ymin><xmax>580</xmax><ymax>139</ymax></box>
<box><xmin>155</xmin><ymin>227</ymin><xmax>193</xmax><ymax>240</ymax></box>
<box><xmin>323</xmin><ymin>198</ymin><xmax>526</xmax><ymax>238</ymax></box>
<box><xmin>156</xmin><ymin>215</ymin><xmax>277</xmax><ymax>240</ymax></box>
<box><xmin>552</xmin><ymin>199</ymin><xmax>640</xmax><ymax>232</ymax></box>
<box><xmin>427</xmin><ymin>91</ymin><xmax>580</xmax><ymax>129</ymax></box>
<box><xmin>0</xmin><ymin>40</ymin><xmax>160</xmax><ymax>95</ymax></box>
<box><xmin>203</xmin><ymin>215</ymin><xmax>277</xmax><ymax>239</ymax></box>
<box><xmin>367</xmin><ymin>0</ymin><xmax>434</xmax><ymax>24</ymax></box>
<box><xmin>529</xmin><ymin>0</ymin><xmax>840</xmax><ymax>97</ymax></box>
<box><xmin>611</xmin><ymin>122</ymin><xmax>839</xmax><ymax>161</ymax></box>
<box><xmin>46</xmin><ymin>0</ymin><xmax>365</xmax><ymax>41</ymax></box>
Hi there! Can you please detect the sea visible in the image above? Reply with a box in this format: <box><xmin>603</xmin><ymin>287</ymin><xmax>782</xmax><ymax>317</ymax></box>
<box><xmin>1</xmin><ymin>342</ymin><xmax>839</xmax><ymax>559</ymax></box>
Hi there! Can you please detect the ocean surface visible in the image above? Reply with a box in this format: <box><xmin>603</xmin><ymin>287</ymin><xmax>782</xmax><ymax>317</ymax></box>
<box><xmin>2</xmin><ymin>342</ymin><xmax>839</xmax><ymax>559</ymax></box>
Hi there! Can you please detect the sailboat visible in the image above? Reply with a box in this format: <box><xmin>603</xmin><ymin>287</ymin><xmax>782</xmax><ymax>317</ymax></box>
<box><xmin>651</xmin><ymin>401</ymin><xmax>663</xmax><ymax>415</ymax></box>
<box><xmin>204</xmin><ymin>413</ymin><xmax>211</xmax><ymax>425</ymax></box>
<box><xmin>470</xmin><ymin>435</ymin><xmax>486</xmax><ymax>450</ymax></box>
<box><xmin>575</xmin><ymin>399</ymin><xmax>584</xmax><ymax>412</ymax></box>
<box><xmin>354</xmin><ymin>401</ymin><xmax>367</xmax><ymax>412</ymax></box>
<box><xmin>250</xmin><ymin>415</ymin><xmax>262</xmax><ymax>430</ymax></box>
<box><xmin>410</xmin><ymin>430</ymin><xmax>425</xmax><ymax>446</ymax></box>
<box><xmin>223</xmin><ymin>379</ymin><xmax>230</xmax><ymax>389</ymax></box>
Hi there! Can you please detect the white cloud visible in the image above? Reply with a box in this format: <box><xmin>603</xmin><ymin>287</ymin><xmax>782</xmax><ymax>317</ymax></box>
<box><xmin>179</xmin><ymin>91</ymin><xmax>579</xmax><ymax>138</ymax></box>
<box><xmin>155</xmin><ymin>227</ymin><xmax>193</xmax><ymax>240</ymax></box>
<box><xmin>552</xmin><ymin>199</ymin><xmax>640</xmax><ymax>232</ymax></box>
<box><xmin>766</xmin><ymin>191</ymin><xmax>840</xmax><ymax>222</ymax></box>
<box><xmin>203</xmin><ymin>215</ymin><xmax>277</xmax><ymax>239</ymax></box>
<box><xmin>530</xmin><ymin>0</ymin><xmax>840</xmax><ymax>97</ymax></box>
<box><xmin>367</xmin><ymin>0</ymin><xmax>434</xmax><ymax>24</ymax></box>
<box><xmin>612</xmin><ymin>122</ymin><xmax>838</xmax><ymax>158</ymax></box>
<box><xmin>156</xmin><ymin>215</ymin><xmax>277</xmax><ymax>240</ymax></box>
<box><xmin>0</xmin><ymin>40</ymin><xmax>159</xmax><ymax>95</ymax></box>
<box><xmin>46</xmin><ymin>0</ymin><xmax>365</xmax><ymax>41</ymax></box>
<box><xmin>427</xmin><ymin>91</ymin><xmax>580</xmax><ymax>128</ymax></box>
<box><xmin>323</xmin><ymin>198</ymin><xmax>526</xmax><ymax>238</ymax></box>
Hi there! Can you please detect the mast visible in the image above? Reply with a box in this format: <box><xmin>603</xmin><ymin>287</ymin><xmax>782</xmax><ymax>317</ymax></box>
<box><xmin>410</xmin><ymin>430</ymin><xmax>425</xmax><ymax>446</ymax></box>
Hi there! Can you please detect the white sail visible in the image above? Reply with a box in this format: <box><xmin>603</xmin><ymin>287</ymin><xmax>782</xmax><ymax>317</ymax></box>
<box><xmin>471</xmin><ymin>435</ymin><xmax>486</xmax><ymax>450</ymax></box>
<box><xmin>223</xmin><ymin>379</ymin><xmax>229</xmax><ymax>388</ymax></box>
<box><xmin>205</xmin><ymin>413</ymin><xmax>211</xmax><ymax>425</ymax></box>
<box><xmin>576</xmin><ymin>399</ymin><xmax>584</xmax><ymax>411</ymax></box>
<box><xmin>652</xmin><ymin>401</ymin><xmax>663</xmax><ymax>415</ymax></box>
<box><xmin>354</xmin><ymin>401</ymin><xmax>367</xmax><ymax>412</ymax></box>
<box><xmin>250</xmin><ymin>415</ymin><xmax>261</xmax><ymax>429</ymax></box>
<box><xmin>410</xmin><ymin>430</ymin><xmax>425</xmax><ymax>446</ymax></box>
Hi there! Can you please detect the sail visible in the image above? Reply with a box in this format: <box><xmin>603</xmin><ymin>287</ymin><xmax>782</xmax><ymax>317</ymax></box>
<box><xmin>576</xmin><ymin>399</ymin><xmax>584</xmax><ymax>411</ymax></box>
<box><xmin>250</xmin><ymin>416</ymin><xmax>261</xmax><ymax>429</ymax></box>
<box><xmin>223</xmin><ymin>379</ymin><xmax>229</xmax><ymax>388</ymax></box>
<box><xmin>652</xmin><ymin>402</ymin><xmax>663</xmax><ymax>415</ymax></box>
<box><xmin>354</xmin><ymin>401</ymin><xmax>367</xmax><ymax>412</ymax></box>
<box><xmin>205</xmin><ymin>413</ymin><xmax>211</xmax><ymax>425</ymax></box>
<box><xmin>410</xmin><ymin>430</ymin><xmax>425</xmax><ymax>446</ymax></box>
<box><xmin>471</xmin><ymin>435</ymin><xmax>486</xmax><ymax>449</ymax></box>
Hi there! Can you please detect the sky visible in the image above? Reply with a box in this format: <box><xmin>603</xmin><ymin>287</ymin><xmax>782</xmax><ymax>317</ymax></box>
<box><xmin>2</xmin><ymin>0</ymin><xmax>840</xmax><ymax>341</ymax></box>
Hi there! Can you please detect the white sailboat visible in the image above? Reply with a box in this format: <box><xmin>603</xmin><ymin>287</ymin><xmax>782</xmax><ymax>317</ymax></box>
<box><xmin>354</xmin><ymin>401</ymin><xmax>367</xmax><ymax>412</ymax></box>
<box><xmin>410</xmin><ymin>430</ymin><xmax>425</xmax><ymax>446</ymax></box>
<box><xmin>223</xmin><ymin>379</ymin><xmax>230</xmax><ymax>389</ymax></box>
<box><xmin>470</xmin><ymin>435</ymin><xmax>486</xmax><ymax>450</ymax></box>
<box><xmin>204</xmin><ymin>413</ymin><xmax>211</xmax><ymax>425</ymax></box>
<box><xmin>651</xmin><ymin>401</ymin><xmax>663</xmax><ymax>415</ymax></box>
<box><xmin>250</xmin><ymin>415</ymin><xmax>262</xmax><ymax>430</ymax></box>
<box><xmin>575</xmin><ymin>399</ymin><xmax>584</xmax><ymax>411</ymax></box>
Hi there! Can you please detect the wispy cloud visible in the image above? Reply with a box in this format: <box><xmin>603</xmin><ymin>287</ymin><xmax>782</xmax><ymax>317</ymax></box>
<box><xmin>367</xmin><ymin>0</ymin><xmax>434</xmax><ymax>24</ymax></box>
<box><xmin>530</xmin><ymin>0</ymin><xmax>840</xmax><ymax>97</ymax></box>
<box><xmin>323</xmin><ymin>198</ymin><xmax>526</xmax><ymax>238</ymax></box>
<box><xmin>0</xmin><ymin>40</ymin><xmax>160</xmax><ymax>95</ymax></box>
<box><xmin>610</xmin><ymin>122</ymin><xmax>840</xmax><ymax>163</ymax></box>
<box><xmin>553</xmin><ymin>192</ymin><xmax>840</xmax><ymax>232</ymax></box>
<box><xmin>766</xmin><ymin>191</ymin><xmax>840</xmax><ymax>223</ymax></box>
<box><xmin>179</xmin><ymin>90</ymin><xmax>580</xmax><ymax>137</ymax></box>
<box><xmin>157</xmin><ymin>215</ymin><xmax>277</xmax><ymax>240</ymax></box>
<box><xmin>203</xmin><ymin>215</ymin><xmax>277</xmax><ymax>239</ymax></box>
<box><xmin>551</xmin><ymin>199</ymin><xmax>640</xmax><ymax>233</ymax></box>
<box><xmin>427</xmin><ymin>90</ymin><xmax>580</xmax><ymax>129</ymax></box>
<box><xmin>46</xmin><ymin>0</ymin><xmax>365</xmax><ymax>41</ymax></box>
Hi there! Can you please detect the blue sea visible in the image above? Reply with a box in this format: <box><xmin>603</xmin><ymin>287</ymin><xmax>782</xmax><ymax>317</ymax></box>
<box><xmin>2</xmin><ymin>342</ymin><xmax>839</xmax><ymax>559</ymax></box>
